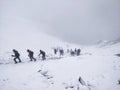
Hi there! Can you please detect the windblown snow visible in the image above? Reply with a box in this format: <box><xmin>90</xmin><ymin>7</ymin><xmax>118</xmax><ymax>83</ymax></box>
<box><xmin>0</xmin><ymin>6</ymin><xmax>120</xmax><ymax>90</ymax></box>
<box><xmin>0</xmin><ymin>0</ymin><xmax>120</xmax><ymax>89</ymax></box>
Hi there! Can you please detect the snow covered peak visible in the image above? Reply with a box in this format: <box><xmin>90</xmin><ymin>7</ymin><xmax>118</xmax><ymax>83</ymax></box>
<box><xmin>96</xmin><ymin>39</ymin><xmax>120</xmax><ymax>48</ymax></box>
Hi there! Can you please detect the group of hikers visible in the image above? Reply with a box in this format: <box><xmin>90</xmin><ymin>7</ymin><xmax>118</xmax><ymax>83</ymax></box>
<box><xmin>12</xmin><ymin>48</ymin><xmax>81</xmax><ymax>64</ymax></box>
<box><xmin>53</xmin><ymin>48</ymin><xmax>81</xmax><ymax>56</ymax></box>
<box><xmin>12</xmin><ymin>49</ymin><xmax>46</xmax><ymax>64</ymax></box>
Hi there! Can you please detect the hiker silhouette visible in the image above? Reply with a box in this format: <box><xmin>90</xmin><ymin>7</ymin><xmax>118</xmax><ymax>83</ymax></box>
<box><xmin>27</xmin><ymin>49</ymin><xmax>36</xmax><ymax>61</ymax></box>
<box><xmin>12</xmin><ymin>49</ymin><xmax>21</xmax><ymax>64</ymax></box>
<box><xmin>38</xmin><ymin>50</ymin><xmax>46</xmax><ymax>60</ymax></box>
<box><xmin>77</xmin><ymin>49</ymin><xmax>81</xmax><ymax>56</ymax></box>
<box><xmin>59</xmin><ymin>49</ymin><xmax>64</xmax><ymax>56</ymax></box>
<box><xmin>54</xmin><ymin>48</ymin><xmax>58</xmax><ymax>55</ymax></box>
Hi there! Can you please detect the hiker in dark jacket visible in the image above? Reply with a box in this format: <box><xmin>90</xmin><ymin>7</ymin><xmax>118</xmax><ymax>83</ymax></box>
<box><xmin>70</xmin><ymin>49</ymin><xmax>75</xmax><ymax>56</ymax></box>
<box><xmin>12</xmin><ymin>49</ymin><xmax>21</xmax><ymax>64</ymax></box>
<box><xmin>38</xmin><ymin>50</ymin><xmax>46</xmax><ymax>60</ymax></box>
<box><xmin>54</xmin><ymin>48</ymin><xmax>58</xmax><ymax>55</ymax></box>
<box><xmin>27</xmin><ymin>49</ymin><xmax>36</xmax><ymax>61</ymax></box>
<box><xmin>59</xmin><ymin>49</ymin><xmax>64</xmax><ymax>56</ymax></box>
<box><xmin>76</xmin><ymin>49</ymin><xmax>81</xmax><ymax>56</ymax></box>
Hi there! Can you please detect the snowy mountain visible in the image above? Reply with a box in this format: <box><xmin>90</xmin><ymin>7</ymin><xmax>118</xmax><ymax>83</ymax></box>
<box><xmin>0</xmin><ymin>15</ymin><xmax>120</xmax><ymax>90</ymax></box>
<box><xmin>0</xmin><ymin>17</ymin><xmax>83</xmax><ymax>65</ymax></box>
<box><xmin>0</xmin><ymin>22</ymin><xmax>120</xmax><ymax>90</ymax></box>
<box><xmin>0</xmin><ymin>17</ymin><xmax>79</xmax><ymax>64</ymax></box>
<box><xmin>95</xmin><ymin>37</ymin><xmax>120</xmax><ymax>48</ymax></box>
<box><xmin>0</xmin><ymin>18</ymin><xmax>120</xmax><ymax>89</ymax></box>
<box><xmin>1</xmin><ymin>0</ymin><xmax>120</xmax><ymax>90</ymax></box>
<box><xmin>0</xmin><ymin>40</ymin><xmax>120</xmax><ymax>90</ymax></box>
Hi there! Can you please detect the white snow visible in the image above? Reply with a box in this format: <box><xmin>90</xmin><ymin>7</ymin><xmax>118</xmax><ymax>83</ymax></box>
<box><xmin>0</xmin><ymin>41</ymin><xmax>120</xmax><ymax>90</ymax></box>
<box><xmin>1</xmin><ymin>0</ymin><xmax>120</xmax><ymax>89</ymax></box>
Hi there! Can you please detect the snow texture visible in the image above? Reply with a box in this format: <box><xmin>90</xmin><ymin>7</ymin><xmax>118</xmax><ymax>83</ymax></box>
<box><xmin>0</xmin><ymin>39</ymin><xmax>120</xmax><ymax>90</ymax></box>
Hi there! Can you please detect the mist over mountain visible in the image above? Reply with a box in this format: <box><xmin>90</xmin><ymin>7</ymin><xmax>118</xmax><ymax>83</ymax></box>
<box><xmin>0</xmin><ymin>1</ymin><xmax>120</xmax><ymax>90</ymax></box>
<box><xmin>1</xmin><ymin>0</ymin><xmax>120</xmax><ymax>45</ymax></box>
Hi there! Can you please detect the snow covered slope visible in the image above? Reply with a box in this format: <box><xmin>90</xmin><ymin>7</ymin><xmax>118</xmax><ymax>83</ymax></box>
<box><xmin>0</xmin><ymin>14</ymin><xmax>120</xmax><ymax>90</ymax></box>
<box><xmin>95</xmin><ymin>37</ymin><xmax>120</xmax><ymax>48</ymax></box>
<box><xmin>0</xmin><ymin>41</ymin><xmax>120</xmax><ymax>90</ymax></box>
<box><xmin>1</xmin><ymin>0</ymin><xmax>120</xmax><ymax>89</ymax></box>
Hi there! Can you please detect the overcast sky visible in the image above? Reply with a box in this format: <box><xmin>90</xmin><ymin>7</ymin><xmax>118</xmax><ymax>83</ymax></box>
<box><xmin>0</xmin><ymin>0</ymin><xmax>120</xmax><ymax>45</ymax></box>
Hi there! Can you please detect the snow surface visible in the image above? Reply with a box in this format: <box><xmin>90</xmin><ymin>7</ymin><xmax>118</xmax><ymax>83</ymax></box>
<box><xmin>1</xmin><ymin>1</ymin><xmax>120</xmax><ymax>89</ymax></box>
<box><xmin>0</xmin><ymin>41</ymin><xmax>120</xmax><ymax>90</ymax></box>
<box><xmin>0</xmin><ymin>15</ymin><xmax>120</xmax><ymax>90</ymax></box>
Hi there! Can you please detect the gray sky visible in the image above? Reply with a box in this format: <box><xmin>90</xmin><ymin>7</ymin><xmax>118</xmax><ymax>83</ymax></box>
<box><xmin>0</xmin><ymin>0</ymin><xmax>120</xmax><ymax>45</ymax></box>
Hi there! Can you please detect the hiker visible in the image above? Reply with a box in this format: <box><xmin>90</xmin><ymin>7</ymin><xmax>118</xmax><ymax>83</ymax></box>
<box><xmin>76</xmin><ymin>49</ymin><xmax>81</xmax><ymax>56</ymax></box>
<box><xmin>27</xmin><ymin>49</ymin><xmax>36</xmax><ymax>61</ymax></box>
<box><xmin>12</xmin><ymin>49</ymin><xmax>21</xmax><ymax>64</ymax></box>
<box><xmin>59</xmin><ymin>49</ymin><xmax>64</xmax><ymax>56</ymax></box>
<box><xmin>54</xmin><ymin>48</ymin><xmax>58</xmax><ymax>55</ymax></box>
<box><xmin>38</xmin><ymin>50</ymin><xmax>46</xmax><ymax>60</ymax></box>
<box><xmin>75</xmin><ymin>48</ymin><xmax>77</xmax><ymax>53</ymax></box>
<box><xmin>70</xmin><ymin>49</ymin><xmax>75</xmax><ymax>56</ymax></box>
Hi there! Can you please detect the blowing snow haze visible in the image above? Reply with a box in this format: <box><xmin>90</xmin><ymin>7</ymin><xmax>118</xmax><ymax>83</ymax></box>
<box><xmin>0</xmin><ymin>0</ymin><xmax>120</xmax><ymax>45</ymax></box>
<box><xmin>0</xmin><ymin>1</ymin><xmax>120</xmax><ymax>90</ymax></box>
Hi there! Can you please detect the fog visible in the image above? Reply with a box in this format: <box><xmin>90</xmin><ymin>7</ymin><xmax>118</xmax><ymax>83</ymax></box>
<box><xmin>0</xmin><ymin>0</ymin><xmax>120</xmax><ymax>45</ymax></box>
